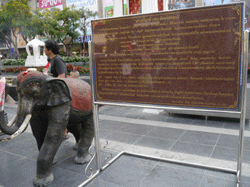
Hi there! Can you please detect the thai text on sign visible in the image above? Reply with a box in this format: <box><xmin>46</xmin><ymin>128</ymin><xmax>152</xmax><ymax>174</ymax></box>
<box><xmin>92</xmin><ymin>3</ymin><xmax>244</xmax><ymax>110</ymax></box>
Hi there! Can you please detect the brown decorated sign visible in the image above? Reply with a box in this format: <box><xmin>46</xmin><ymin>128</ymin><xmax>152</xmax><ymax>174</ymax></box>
<box><xmin>92</xmin><ymin>3</ymin><xmax>244</xmax><ymax>110</ymax></box>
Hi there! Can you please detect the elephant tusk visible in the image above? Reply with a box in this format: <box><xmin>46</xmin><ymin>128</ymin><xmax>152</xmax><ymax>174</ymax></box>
<box><xmin>0</xmin><ymin>114</ymin><xmax>32</xmax><ymax>142</ymax></box>
<box><xmin>7</xmin><ymin>114</ymin><xmax>17</xmax><ymax>127</ymax></box>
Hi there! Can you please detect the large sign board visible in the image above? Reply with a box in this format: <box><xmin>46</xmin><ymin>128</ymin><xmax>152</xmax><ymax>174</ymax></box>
<box><xmin>92</xmin><ymin>3</ymin><xmax>244</xmax><ymax>110</ymax></box>
<box><xmin>39</xmin><ymin>0</ymin><xmax>63</xmax><ymax>9</ymax></box>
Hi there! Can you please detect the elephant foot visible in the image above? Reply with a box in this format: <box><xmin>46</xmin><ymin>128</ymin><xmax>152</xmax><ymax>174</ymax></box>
<box><xmin>33</xmin><ymin>173</ymin><xmax>54</xmax><ymax>187</ymax></box>
<box><xmin>74</xmin><ymin>154</ymin><xmax>91</xmax><ymax>164</ymax></box>
<box><xmin>73</xmin><ymin>143</ymin><xmax>78</xmax><ymax>150</ymax></box>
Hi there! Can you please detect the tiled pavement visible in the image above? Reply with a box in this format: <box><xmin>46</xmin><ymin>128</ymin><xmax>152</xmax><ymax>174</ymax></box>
<box><xmin>1</xmin><ymin>104</ymin><xmax>250</xmax><ymax>186</ymax></box>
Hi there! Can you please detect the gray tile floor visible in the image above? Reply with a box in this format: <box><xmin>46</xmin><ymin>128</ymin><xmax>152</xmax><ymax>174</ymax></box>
<box><xmin>1</xmin><ymin>104</ymin><xmax>250</xmax><ymax>186</ymax></box>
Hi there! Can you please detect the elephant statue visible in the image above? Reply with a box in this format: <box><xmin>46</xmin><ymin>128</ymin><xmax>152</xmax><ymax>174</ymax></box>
<box><xmin>0</xmin><ymin>78</ymin><xmax>9</xmax><ymax>129</ymax></box>
<box><xmin>0</xmin><ymin>71</ymin><xmax>94</xmax><ymax>186</ymax></box>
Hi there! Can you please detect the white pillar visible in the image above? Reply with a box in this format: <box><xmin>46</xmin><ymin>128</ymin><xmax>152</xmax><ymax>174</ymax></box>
<box><xmin>164</xmin><ymin>0</ymin><xmax>168</xmax><ymax>11</ymax></box>
<box><xmin>97</xmin><ymin>0</ymin><xmax>103</xmax><ymax>18</ymax></box>
<box><xmin>114</xmin><ymin>0</ymin><xmax>123</xmax><ymax>17</ymax></box>
<box><xmin>141</xmin><ymin>0</ymin><xmax>158</xmax><ymax>13</ymax></box>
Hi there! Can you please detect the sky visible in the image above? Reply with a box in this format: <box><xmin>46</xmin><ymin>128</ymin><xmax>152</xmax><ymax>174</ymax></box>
<box><xmin>204</xmin><ymin>0</ymin><xmax>231</xmax><ymax>6</ymax></box>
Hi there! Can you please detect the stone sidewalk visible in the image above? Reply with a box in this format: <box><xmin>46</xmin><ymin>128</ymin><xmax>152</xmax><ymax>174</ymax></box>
<box><xmin>1</xmin><ymin>104</ymin><xmax>250</xmax><ymax>186</ymax></box>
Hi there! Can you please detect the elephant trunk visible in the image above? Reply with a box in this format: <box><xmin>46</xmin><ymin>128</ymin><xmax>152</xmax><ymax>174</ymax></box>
<box><xmin>0</xmin><ymin>111</ymin><xmax>31</xmax><ymax>141</ymax></box>
<box><xmin>0</xmin><ymin>97</ymin><xmax>33</xmax><ymax>136</ymax></box>
<box><xmin>0</xmin><ymin>111</ymin><xmax>18</xmax><ymax>135</ymax></box>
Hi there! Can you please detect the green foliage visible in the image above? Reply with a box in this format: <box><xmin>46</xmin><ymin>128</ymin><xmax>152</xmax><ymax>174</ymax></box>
<box><xmin>0</xmin><ymin>0</ymin><xmax>32</xmax><ymax>57</ymax></box>
<box><xmin>37</xmin><ymin>7</ymin><xmax>80</xmax><ymax>51</ymax></box>
<box><xmin>21</xmin><ymin>9</ymin><xmax>45</xmax><ymax>42</ymax></box>
<box><xmin>77</xmin><ymin>7</ymin><xmax>98</xmax><ymax>37</ymax></box>
<box><xmin>2</xmin><ymin>56</ymin><xmax>89</xmax><ymax>66</ymax></box>
<box><xmin>21</xmin><ymin>53</ymin><xmax>28</xmax><ymax>59</ymax></box>
<box><xmin>62</xmin><ymin>56</ymin><xmax>89</xmax><ymax>63</ymax></box>
<box><xmin>2</xmin><ymin>59</ymin><xmax>25</xmax><ymax>65</ymax></box>
<box><xmin>0</xmin><ymin>3</ymin><xmax>98</xmax><ymax>57</ymax></box>
<box><xmin>59</xmin><ymin>51</ymin><xmax>66</xmax><ymax>57</ymax></box>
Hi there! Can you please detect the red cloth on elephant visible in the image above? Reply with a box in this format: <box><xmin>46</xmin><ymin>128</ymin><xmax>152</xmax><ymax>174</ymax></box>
<box><xmin>17</xmin><ymin>71</ymin><xmax>44</xmax><ymax>84</ymax></box>
<box><xmin>63</xmin><ymin>78</ymin><xmax>92</xmax><ymax>112</ymax></box>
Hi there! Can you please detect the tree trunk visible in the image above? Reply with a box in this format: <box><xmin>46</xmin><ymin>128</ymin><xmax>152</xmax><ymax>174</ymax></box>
<box><xmin>66</xmin><ymin>44</ymin><xmax>72</xmax><ymax>56</ymax></box>
<box><xmin>10</xmin><ymin>30</ymin><xmax>20</xmax><ymax>59</ymax></box>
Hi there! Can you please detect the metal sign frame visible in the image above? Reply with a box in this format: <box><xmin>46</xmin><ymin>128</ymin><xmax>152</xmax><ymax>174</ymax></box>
<box><xmin>79</xmin><ymin>3</ymin><xmax>249</xmax><ymax>187</ymax></box>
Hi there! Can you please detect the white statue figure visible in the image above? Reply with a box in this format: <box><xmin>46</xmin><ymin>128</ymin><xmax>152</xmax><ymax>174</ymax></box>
<box><xmin>25</xmin><ymin>38</ymin><xmax>47</xmax><ymax>67</ymax></box>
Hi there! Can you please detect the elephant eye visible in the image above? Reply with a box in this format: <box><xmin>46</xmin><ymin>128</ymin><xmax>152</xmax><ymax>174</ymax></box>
<box><xmin>36</xmin><ymin>82</ymin><xmax>42</xmax><ymax>87</ymax></box>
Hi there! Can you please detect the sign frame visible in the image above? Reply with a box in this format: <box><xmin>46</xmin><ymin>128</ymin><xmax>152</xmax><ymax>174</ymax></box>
<box><xmin>79</xmin><ymin>3</ymin><xmax>248</xmax><ymax>187</ymax></box>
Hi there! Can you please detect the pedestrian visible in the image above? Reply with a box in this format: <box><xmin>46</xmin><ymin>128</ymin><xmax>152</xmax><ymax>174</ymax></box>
<box><xmin>44</xmin><ymin>40</ymin><xmax>69</xmax><ymax>140</ymax></box>
<box><xmin>44</xmin><ymin>40</ymin><xmax>67</xmax><ymax>78</ymax></box>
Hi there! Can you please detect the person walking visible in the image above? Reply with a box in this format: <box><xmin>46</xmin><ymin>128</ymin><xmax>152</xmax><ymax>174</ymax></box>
<box><xmin>44</xmin><ymin>40</ymin><xmax>67</xmax><ymax>78</ymax></box>
<box><xmin>44</xmin><ymin>40</ymin><xmax>69</xmax><ymax>140</ymax></box>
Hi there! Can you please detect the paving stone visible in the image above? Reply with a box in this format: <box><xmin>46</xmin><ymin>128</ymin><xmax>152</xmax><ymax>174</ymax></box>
<box><xmin>86</xmin><ymin>178</ymin><xmax>125</xmax><ymax>187</ymax></box>
<box><xmin>2</xmin><ymin>104</ymin><xmax>250</xmax><ymax>187</ymax></box>
<box><xmin>99</xmin><ymin>129</ymin><xmax>113</xmax><ymax>138</ymax></box>
<box><xmin>211</xmin><ymin>146</ymin><xmax>238</xmax><ymax>162</ymax></box>
<box><xmin>105</xmin><ymin>132</ymin><xmax>143</xmax><ymax>145</ymax></box>
<box><xmin>199</xmin><ymin>174</ymin><xmax>237</xmax><ymax>187</ymax></box>
<box><xmin>134</xmin><ymin>136</ymin><xmax>176</xmax><ymax>150</ymax></box>
<box><xmin>178</xmin><ymin>131</ymin><xmax>219</xmax><ymax>145</ymax></box>
<box><xmin>216</xmin><ymin>134</ymin><xmax>250</xmax><ymax>149</ymax></box>
<box><xmin>147</xmin><ymin>126</ymin><xmax>185</xmax><ymax>140</ymax></box>
<box><xmin>98</xmin><ymin>155</ymin><xmax>158</xmax><ymax>187</ymax></box>
<box><xmin>192</xmin><ymin>118</ymin><xmax>224</xmax><ymax>128</ymax></box>
<box><xmin>0</xmin><ymin>155</ymin><xmax>36</xmax><ymax>187</ymax></box>
<box><xmin>0</xmin><ymin>133</ymin><xmax>39</xmax><ymax>160</ymax></box>
<box><xmin>158</xmin><ymin>161</ymin><xmax>206</xmax><ymax>175</ymax></box>
<box><xmin>18</xmin><ymin>167</ymin><xmax>87</xmax><ymax>187</ymax></box>
<box><xmin>170</xmin><ymin>141</ymin><xmax>214</xmax><ymax>157</ymax></box>
<box><xmin>117</xmin><ymin>123</ymin><xmax>154</xmax><ymax>136</ymax></box>
<box><xmin>139</xmin><ymin>163</ymin><xmax>203</xmax><ymax>187</ymax></box>
<box><xmin>99</xmin><ymin>120</ymin><xmax>129</xmax><ymax>131</ymax></box>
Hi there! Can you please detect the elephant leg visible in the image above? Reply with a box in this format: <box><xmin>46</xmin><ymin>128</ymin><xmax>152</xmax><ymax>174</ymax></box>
<box><xmin>67</xmin><ymin>123</ymin><xmax>81</xmax><ymax>150</ymax></box>
<box><xmin>30</xmin><ymin>110</ymin><xmax>48</xmax><ymax>151</ymax></box>
<box><xmin>33</xmin><ymin>104</ymin><xmax>70</xmax><ymax>187</ymax></box>
<box><xmin>74</xmin><ymin>113</ymin><xmax>94</xmax><ymax>164</ymax></box>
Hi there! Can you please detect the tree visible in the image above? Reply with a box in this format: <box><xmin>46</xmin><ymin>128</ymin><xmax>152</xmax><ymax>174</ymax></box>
<box><xmin>0</xmin><ymin>0</ymin><xmax>32</xmax><ymax>59</ymax></box>
<box><xmin>78</xmin><ymin>7</ymin><xmax>98</xmax><ymax>55</ymax></box>
<box><xmin>38</xmin><ymin>7</ymin><xmax>81</xmax><ymax>55</ymax></box>
<box><xmin>20</xmin><ymin>9</ymin><xmax>45</xmax><ymax>44</ymax></box>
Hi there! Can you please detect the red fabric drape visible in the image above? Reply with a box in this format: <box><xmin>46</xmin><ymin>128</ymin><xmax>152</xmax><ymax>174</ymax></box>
<box><xmin>129</xmin><ymin>0</ymin><xmax>141</xmax><ymax>14</ymax></box>
<box><xmin>158</xmin><ymin>0</ymin><xmax>163</xmax><ymax>11</ymax></box>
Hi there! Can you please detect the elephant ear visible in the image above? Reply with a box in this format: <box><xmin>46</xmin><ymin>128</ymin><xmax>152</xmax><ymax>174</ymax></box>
<box><xmin>47</xmin><ymin>79</ymin><xmax>72</xmax><ymax>106</ymax></box>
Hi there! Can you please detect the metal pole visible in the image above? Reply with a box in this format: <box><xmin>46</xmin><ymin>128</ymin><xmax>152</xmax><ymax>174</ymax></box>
<box><xmin>101</xmin><ymin>151</ymin><xmax>237</xmax><ymax>174</ymax></box>
<box><xmin>88</xmin><ymin>41</ymin><xmax>102</xmax><ymax>171</ymax></box>
<box><xmin>93</xmin><ymin>104</ymin><xmax>101</xmax><ymax>169</ymax></box>
<box><xmin>94</xmin><ymin>100</ymin><xmax>241</xmax><ymax>116</ymax></box>
<box><xmin>236</xmin><ymin>28</ymin><xmax>249</xmax><ymax>186</ymax></box>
